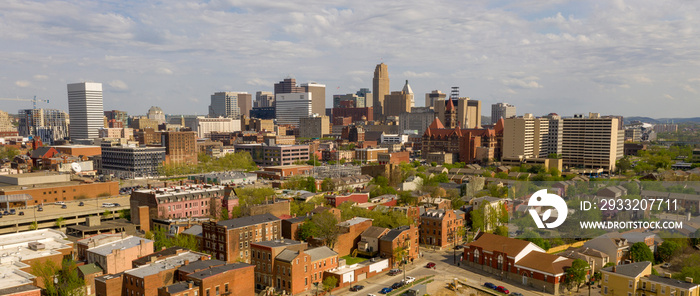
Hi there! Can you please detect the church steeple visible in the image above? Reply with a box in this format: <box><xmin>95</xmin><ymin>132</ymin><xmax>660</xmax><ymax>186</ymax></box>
<box><xmin>444</xmin><ymin>99</ymin><xmax>458</xmax><ymax>128</ymax></box>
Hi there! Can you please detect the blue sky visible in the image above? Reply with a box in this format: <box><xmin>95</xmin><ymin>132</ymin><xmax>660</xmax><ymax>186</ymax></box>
<box><xmin>1</xmin><ymin>0</ymin><xmax>699</xmax><ymax>118</ymax></box>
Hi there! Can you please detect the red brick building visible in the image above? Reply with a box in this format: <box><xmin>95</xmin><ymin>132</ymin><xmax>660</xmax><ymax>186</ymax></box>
<box><xmin>332</xmin><ymin>107</ymin><xmax>373</xmax><ymax>122</ymax></box>
<box><xmin>281</xmin><ymin>216</ymin><xmax>309</xmax><ymax>240</ymax></box>
<box><xmin>324</xmin><ymin>193</ymin><xmax>369</xmax><ymax>207</ymax></box>
<box><xmin>329</xmin><ymin>217</ymin><xmax>373</xmax><ymax>257</ymax></box>
<box><xmin>274</xmin><ymin>246</ymin><xmax>339</xmax><ymax>295</ymax></box>
<box><xmin>161</xmin><ymin>131</ymin><xmax>197</xmax><ymax>165</ymax></box>
<box><xmin>201</xmin><ymin>213</ymin><xmax>282</xmax><ymax>263</ymax></box>
<box><xmin>178</xmin><ymin>263</ymin><xmax>255</xmax><ymax>296</ymax></box>
<box><xmin>377</xmin><ymin>151</ymin><xmax>410</xmax><ymax>165</ymax></box>
<box><xmin>421</xmin><ymin>116</ymin><xmax>484</xmax><ymax>164</ymax></box>
<box><xmin>378</xmin><ymin>225</ymin><xmax>420</xmax><ymax>267</ymax></box>
<box><xmin>250</xmin><ymin>239</ymin><xmax>308</xmax><ymax>291</ymax></box>
<box><xmin>0</xmin><ymin>286</ymin><xmax>42</xmax><ymax>296</ymax></box>
<box><xmin>419</xmin><ymin>209</ymin><xmax>465</xmax><ymax>249</ymax></box>
<box><xmin>462</xmin><ymin>233</ymin><xmax>574</xmax><ymax>294</ymax></box>
<box><xmin>255</xmin><ymin>165</ymin><xmax>314</xmax><ymax>180</ymax></box>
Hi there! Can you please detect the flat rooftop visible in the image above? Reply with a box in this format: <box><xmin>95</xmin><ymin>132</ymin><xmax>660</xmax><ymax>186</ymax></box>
<box><xmin>133</xmin><ymin>184</ymin><xmax>226</xmax><ymax>198</ymax></box>
<box><xmin>0</xmin><ymin>229</ymin><xmax>73</xmax><ymax>289</ymax></box>
<box><xmin>125</xmin><ymin>251</ymin><xmax>207</xmax><ymax>278</ymax></box>
<box><xmin>88</xmin><ymin>236</ymin><xmax>152</xmax><ymax>257</ymax></box>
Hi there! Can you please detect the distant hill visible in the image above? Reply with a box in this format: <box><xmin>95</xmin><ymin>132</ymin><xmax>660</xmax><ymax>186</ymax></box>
<box><xmin>624</xmin><ymin>117</ymin><xmax>700</xmax><ymax>124</ymax></box>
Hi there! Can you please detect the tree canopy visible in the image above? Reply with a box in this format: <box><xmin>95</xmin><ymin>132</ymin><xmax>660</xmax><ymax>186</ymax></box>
<box><xmin>629</xmin><ymin>242</ymin><xmax>654</xmax><ymax>263</ymax></box>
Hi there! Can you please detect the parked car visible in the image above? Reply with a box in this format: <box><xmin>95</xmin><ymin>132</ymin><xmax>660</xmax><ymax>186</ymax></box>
<box><xmin>403</xmin><ymin>276</ymin><xmax>416</xmax><ymax>284</ymax></box>
<box><xmin>55</xmin><ymin>201</ymin><xmax>65</xmax><ymax>205</ymax></box>
<box><xmin>496</xmin><ymin>286</ymin><xmax>510</xmax><ymax>294</ymax></box>
<box><xmin>379</xmin><ymin>288</ymin><xmax>392</xmax><ymax>294</ymax></box>
<box><xmin>61</xmin><ymin>204</ymin><xmax>67</xmax><ymax>209</ymax></box>
<box><xmin>368</xmin><ymin>294</ymin><xmax>377</xmax><ymax>296</ymax></box>
<box><xmin>9</xmin><ymin>209</ymin><xmax>15</xmax><ymax>215</ymax></box>
<box><xmin>484</xmin><ymin>283</ymin><xmax>497</xmax><ymax>290</ymax></box>
<box><xmin>391</xmin><ymin>282</ymin><xmax>404</xmax><ymax>289</ymax></box>
<box><xmin>18</xmin><ymin>211</ymin><xmax>24</xmax><ymax>216</ymax></box>
<box><xmin>511</xmin><ymin>292</ymin><xmax>524</xmax><ymax>296</ymax></box>
<box><xmin>114</xmin><ymin>203</ymin><xmax>121</xmax><ymax>207</ymax></box>
<box><xmin>426</xmin><ymin>262</ymin><xmax>436</xmax><ymax>268</ymax></box>
<box><xmin>662</xmin><ymin>263</ymin><xmax>671</xmax><ymax>268</ymax></box>
<box><xmin>37</xmin><ymin>206</ymin><xmax>43</xmax><ymax>212</ymax></box>
<box><xmin>79</xmin><ymin>202</ymin><xmax>84</xmax><ymax>206</ymax></box>
<box><xmin>3</xmin><ymin>211</ymin><xmax>8</xmax><ymax>216</ymax></box>
<box><xmin>388</xmin><ymin>269</ymin><xmax>401</xmax><ymax>276</ymax></box>
<box><xmin>350</xmin><ymin>285</ymin><xmax>364</xmax><ymax>291</ymax></box>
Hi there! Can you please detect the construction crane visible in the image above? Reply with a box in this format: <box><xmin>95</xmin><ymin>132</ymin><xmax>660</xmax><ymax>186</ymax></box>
<box><xmin>0</xmin><ymin>96</ymin><xmax>50</xmax><ymax>109</ymax></box>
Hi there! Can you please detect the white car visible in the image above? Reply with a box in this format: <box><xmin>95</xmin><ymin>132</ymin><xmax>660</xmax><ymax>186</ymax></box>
<box><xmin>55</xmin><ymin>201</ymin><xmax>66</xmax><ymax>205</ymax></box>
<box><xmin>403</xmin><ymin>276</ymin><xmax>416</xmax><ymax>284</ymax></box>
<box><xmin>368</xmin><ymin>294</ymin><xmax>377</xmax><ymax>296</ymax></box>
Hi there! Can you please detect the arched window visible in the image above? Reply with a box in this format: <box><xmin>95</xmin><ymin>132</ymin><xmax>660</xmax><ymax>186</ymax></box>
<box><xmin>498</xmin><ymin>255</ymin><xmax>504</xmax><ymax>270</ymax></box>
<box><xmin>474</xmin><ymin>249</ymin><xmax>480</xmax><ymax>263</ymax></box>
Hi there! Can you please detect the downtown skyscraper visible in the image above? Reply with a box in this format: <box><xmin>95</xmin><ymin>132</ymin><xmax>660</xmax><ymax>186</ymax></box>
<box><xmin>372</xmin><ymin>63</ymin><xmax>389</xmax><ymax>120</ymax></box>
<box><xmin>67</xmin><ymin>82</ymin><xmax>104</xmax><ymax>140</ymax></box>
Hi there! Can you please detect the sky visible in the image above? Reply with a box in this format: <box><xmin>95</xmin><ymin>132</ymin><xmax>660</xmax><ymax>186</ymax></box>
<box><xmin>1</xmin><ymin>0</ymin><xmax>700</xmax><ymax>118</ymax></box>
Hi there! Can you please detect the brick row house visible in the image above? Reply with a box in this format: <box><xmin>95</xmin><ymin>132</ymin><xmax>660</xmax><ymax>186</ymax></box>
<box><xmin>202</xmin><ymin>213</ymin><xmax>282</xmax><ymax>263</ymax></box>
<box><xmin>378</xmin><ymin>225</ymin><xmax>420</xmax><ymax>267</ymax></box>
<box><xmin>274</xmin><ymin>246</ymin><xmax>339</xmax><ymax>295</ymax></box>
<box><xmin>462</xmin><ymin>233</ymin><xmax>575</xmax><ymax>294</ymax></box>
<box><xmin>419</xmin><ymin>209</ymin><xmax>465</xmax><ymax>249</ymax></box>
<box><xmin>250</xmin><ymin>239</ymin><xmax>308</xmax><ymax>290</ymax></box>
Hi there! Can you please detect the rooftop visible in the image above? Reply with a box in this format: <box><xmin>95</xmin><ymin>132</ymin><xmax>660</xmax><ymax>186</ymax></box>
<box><xmin>602</xmin><ymin>261</ymin><xmax>651</xmax><ymax>278</ymax></box>
<box><xmin>177</xmin><ymin>259</ymin><xmax>227</xmax><ymax>274</ymax></box>
<box><xmin>327</xmin><ymin>258</ymin><xmax>390</xmax><ymax>275</ymax></box>
<box><xmin>338</xmin><ymin>217</ymin><xmax>372</xmax><ymax>227</ymax></box>
<box><xmin>305</xmin><ymin>246</ymin><xmax>338</xmax><ymax>262</ymax></box>
<box><xmin>217</xmin><ymin>213</ymin><xmax>280</xmax><ymax>229</ymax></box>
<box><xmin>186</xmin><ymin>263</ymin><xmax>253</xmax><ymax>280</ymax></box>
<box><xmin>125</xmin><ymin>251</ymin><xmax>207</xmax><ymax>278</ymax></box>
<box><xmin>0</xmin><ymin>229</ymin><xmax>72</xmax><ymax>289</ymax></box>
<box><xmin>251</xmin><ymin>239</ymin><xmax>303</xmax><ymax>248</ymax></box>
<box><xmin>644</xmin><ymin>274</ymin><xmax>698</xmax><ymax>289</ymax></box>
<box><xmin>87</xmin><ymin>236</ymin><xmax>153</xmax><ymax>257</ymax></box>
<box><xmin>380</xmin><ymin>225</ymin><xmax>411</xmax><ymax>242</ymax></box>
<box><xmin>132</xmin><ymin>246</ymin><xmax>188</xmax><ymax>266</ymax></box>
<box><xmin>361</xmin><ymin>226</ymin><xmax>389</xmax><ymax>239</ymax></box>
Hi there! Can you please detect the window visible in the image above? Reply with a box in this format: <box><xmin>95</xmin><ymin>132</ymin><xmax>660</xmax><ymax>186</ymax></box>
<box><xmin>206</xmin><ymin>289</ymin><xmax>210</xmax><ymax>296</ymax></box>
<box><xmin>628</xmin><ymin>293</ymin><xmax>632</xmax><ymax>296</ymax></box>
<box><xmin>305</xmin><ymin>278</ymin><xmax>308</xmax><ymax>285</ymax></box>
<box><xmin>497</xmin><ymin>255</ymin><xmax>504</xmax><ymax>270</ymax></box>
<box><xmin>629</xmin><ymin>280</ymin><xmax>633</xmax><ymax>288</ymax></box>
<box><xmin>643</xmin><ymin>282</ymin><xmax>646</xmax><ymax>289</ymax></box>
<box><xmin>604</xmin><ymin>275</ymin><xmax>609</xmax><ymax>283</ymax></box>
<box><xmin>225</xmin><ymin>284</ymin><xmax>229</xmax><ymax>292</ymax></box>
<box><xmin>604</xmin><ymin>287</ymin><xmax>608</xmax><ymax>294</ymax></box>
<box><xmin>215</xmin><ymin>286</ymin><xmax>220</xmax><ymax>295</ymax></box>
<box><xmin>662</xmin><ymin>287</ymin><xmax>666</xmax><ymax>294</ymax></box>
<box><xmin>474</xmin><ymin>249</ymin><xmax>480</xmax><ymax>263</ymax></box>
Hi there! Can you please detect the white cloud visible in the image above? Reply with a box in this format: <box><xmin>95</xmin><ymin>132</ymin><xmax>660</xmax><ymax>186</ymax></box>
<box><xmin>15</xmin><ymin>80</ymin><xmax>30</xmax><ymax>87</ymax></box>
<box><xmin>502</xmin><ymin>77</ymin><xmax>543</xmax><ymax>89</ymax></box>
<box><xmin>33</xmin><ymin>74</ymin><xmax>48</xmax><ymax>80</ymax></box>
<box><xmin>663</xmin><ymin>94</ymin><xmax>675</xmax><ymax>100</ymax></box>
<box><xmin>682</xmin><ymin>85</ymin><xmax>698</xmax><ymax>94</ymax></box>
<box><xmin>246</xmin><ymin>78</ymin><xmax>272</xmax><ymax>87</ymax></box>
<box><xmin>156</xmin><ymin>68</ymin><xmax>173</xmax><ymax>75</ymax></box>
<box><xmin>108</xmin><ymin>80</ymin><xmax>129</xmax><ymax>90</ymax></box>
<box><xmin>402</xmin><ymin>71</ymin><xmax>435</xmax><ymax>78</ymax></box>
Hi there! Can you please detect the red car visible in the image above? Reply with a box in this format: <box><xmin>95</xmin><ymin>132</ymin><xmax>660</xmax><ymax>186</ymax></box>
<box><xmin>425</xmin><ymin>262</ymin><xmax>436</xmax><ymax>268</ymax></box>
<box><xmin>496</xmin><ymin>286</ymin><xmax>510</xmax><ymax>294</ymax></box>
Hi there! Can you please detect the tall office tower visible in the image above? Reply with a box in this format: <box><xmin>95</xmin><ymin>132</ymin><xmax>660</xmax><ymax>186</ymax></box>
<box><xmin>68</xmin><ymin>82</ymin><xmax>104</xmax><ymax>140</ymax></box>
<box><xmin>502</xmin><ymin>114</ymin><xmax>551</xmax><ymax>159</ymax></box>
<box><xmin>237</xmin><ymin>93</ymin><xmax>252</xmax><ymax>118</ymax></box>
<box><xmin>356</xmin><ymin>88</ymin><xmax>372</xmax><ymax>107</ymax></box>
<box><xmin>383</xmin><ymin>87</ymin><xmax>413</xmax><ymax>118</ymax></box>
<box><xmin>274</xmin><ymin>78</ymin><xmax>304</xmax><ymax>97</ymax></box>
<box><xmin>425</xmin><ymin>90</ymin><xmax>446</xmax><ymax>108</ymax></box>
<box><xmin>562</xmin><ymin>113</ymin><xmax>623</xmax><ymax>171</ymax></box>
<box><xmin>434</xmin><ymin>97</ymin><xmax>482</xmax><ymax>129</ymax></box>
<box><xmin>491</xmin><ymin>103</ymin><xmax>516</xmax><ymax>125</ymax></box>
<box><xmin>255</xmin><ymin>91</ymin><xmax>274</xmax><ymax>108</ymax></box>
<box><xmin>275</xmin><ymin>92</ymin><xmax>313</xmax><ymax>126</ymax></box>
<box><xmin>372</xmin><ymin>63</ymin><xmax>390</xmax><ymax>120</ymax></box>
<box><xmin>450</xmin><ymin>87</ymin><xmax>460</xmax><ymax>99</ymax></box>
<box><xmin>301</xmin><ymin>82</ymin><xmax>326</xmax><ymax>116</ymax></box>
<box><xmin>147</xmin><ymin>106</ymin><xmax>166</xmax><ymax>124</ymax></box>
<box><xmin>208</xmin><ymin>92</ymin><xmax>249</xmax><ymax>119</ymax></box>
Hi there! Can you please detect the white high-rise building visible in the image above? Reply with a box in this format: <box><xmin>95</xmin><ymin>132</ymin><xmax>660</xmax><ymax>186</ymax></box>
<box><xmin>68</xmin><ymin>82</ymin><xmax>104</xmax><ymax>140</ymax></box>
<box><xmin>275</xmin><ymin>92</ymin><xmax>313</xmax><ymax>126</ymax></box>
<box><xmin>491</xmin><ymin>103</ymin><xmax>516</xmax><ymax>125</ymax></box>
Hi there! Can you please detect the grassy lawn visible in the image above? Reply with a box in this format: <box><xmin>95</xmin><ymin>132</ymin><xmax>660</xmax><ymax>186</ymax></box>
<box><xmin>341</xmin><ymin>255</ymin><xmax>368</xmax><ymax>265</ymax></box>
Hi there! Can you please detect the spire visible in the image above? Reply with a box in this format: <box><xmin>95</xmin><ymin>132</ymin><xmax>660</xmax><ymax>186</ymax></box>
<box><xmin>445</xmin><ymin>98</ymin><xmax>455</xmax><ymax>111</ymax></box>
<box><xmin>402</xmin><ymin>80</ymin><xmax>413</xmax><ymax>94</ymax></box>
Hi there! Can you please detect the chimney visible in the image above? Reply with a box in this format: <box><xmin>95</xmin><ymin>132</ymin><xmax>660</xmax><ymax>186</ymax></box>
<box><xmin>612</xmin><ymin>266</ymin><xmax>616</xmax><ymax>273</ymax></box>
<box><xmin>162</xmin><ymin>246</ymin><xmax>166</xmax><ymax>251</ymax></box>
<box><xmin>184</xmin><ymin>260</ymin><xmax>190</xmax><ymax>266</ymax></box>
<box><xmin>148</xmin><ymin>184</ymin><xmax>152</xmax><ymax>189</ymax></box>
<box><xmin>665</xmin><ymin>273</ymin><xmax>672</xmax><ymax>278</ymax></box>
<box><xmin>686</xmin><ymin>277</ymin><xmax>693</xmax><ymax>283</ymax></box>
<box><xmin>188</xmin><ymin>281</ymin><xmax>193</xmax><ymax>289</ymax></box>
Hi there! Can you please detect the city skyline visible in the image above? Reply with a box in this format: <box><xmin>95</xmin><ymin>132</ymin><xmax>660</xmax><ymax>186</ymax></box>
<box><xmin>1</xmin><ymin>1</ymin><xmax>700</xmax><ymax>117</ymax></box>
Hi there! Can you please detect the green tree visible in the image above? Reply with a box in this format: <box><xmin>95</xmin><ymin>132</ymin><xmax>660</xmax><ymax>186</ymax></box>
<box><xmin>321</xmin><ymin>178</ymin><xmax>335</xmax><ymax>192</ymax></box>
<box><xmin>309</xmin><ymin>211</ymin><xmax>340</xmax><ymax>248</ymax></box>
<box><xmin>629</xmin><ymin>242</ymin><xmax>654</xmax><ymax>263</ymax></box>
<box><xmin>565</xmin><ymin>259</ymin><xmax>589</xmax><ymax>292</ymax></box>
<box><xmin>32</xmin><ymin>259</ymin><xmax>86</xmax><ymax>296</ymax></box>
<box><xmin>392</xmin><ymin>245</ymin><xmax>408</xmax><ymax>269</ymax></box>
<box><xmin>296</xmin><ymin>220</ymin><xmax>317</xmax><ymax>241</ymax></box>
<box><xmin>55</xmin><ymin>217</ymin><xmax>65</xmax><ymax>229</ymax></box>
<box><xmin>323</xmin><ymin>276</ymin><xmax>338</xmax><ymax>295</ymax></box>
<box><xmin>520</xmin><ymin>230</ymin><xmax>550</xmax><ymax>250</ymax></box>
<box><xmin>30</xmin><ymin>221</ymin><xmax>39</xmax><ymax>230</ymax></box>
<box><xmin>220</xmin><ymin>208</ymin><xmax>230</xmax><ymax>220</ymax></box>
<box><xmin>398</xmin><ymin>191</ymin><xmax>418</xmax><ymax>206</ymax></box>
<box><xmin>657</xmin><ymin>241</ymin><xmax>681</xmax><ymax>262</ymax></box>
<box><xmin>494</xmin><ymin>226</ymin><xmax>509</xmax><ymax>237</ymax></box>
<box><xmin>305</xmin><ymin>176</ymin><xmax>317</xmax><ymax>193</ymax></box>
<box><xmin>603</xmin><ymin>262</ymin><xmax>616</xmax><ymax>268</ymax></box>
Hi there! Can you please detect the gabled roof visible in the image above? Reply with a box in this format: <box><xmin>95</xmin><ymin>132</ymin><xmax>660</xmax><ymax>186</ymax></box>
<box><xmin>30</xmin><ymin>147</ymin><xmax>58</xmax><ymax>159</ymax></box>
<box><xmin>361</xmin><ymin>226</ymin><xmax>389</xmax><ymax>239</ymax></box>
<box><xmin>78</xmin><ymin>263</ymin><xmax>103</xmax><ymax>276</ymax></box>
<box><xmin>186</xmin><ymin>263</ymin><xmax>252</xmax><ymax>280</ymax></box>
<box><xmin>380</xmin><ymin>225</ymin><xmax>411</xmax><ymax>242</ymax></box>
<box><xmin>602</xmin><ymin>261</ymin><xmax>651</xmax><ymax>278</ymax></box>
<box><xmin>445</xmin><ymin>98</ymin><xmax>455</xmax><ymax>111</ymax></box>
<box><xmin>467</xmin><ymin>232</ymin><xmax>539</xmax><ymax>256</ymax></box>
<box><xmin>644</xmin><ymin>275</ymin><xmax>699</xmax><ymax>289</ymax></box>
<box><xmin>304</xmin><ymin>246</ymin><xmax>338</xmax><ymax>262</ymax></box>
<box><xmin>515</xmin><ymin>251</ymin><xmax>572</xmax><ymax>276</ymax></box>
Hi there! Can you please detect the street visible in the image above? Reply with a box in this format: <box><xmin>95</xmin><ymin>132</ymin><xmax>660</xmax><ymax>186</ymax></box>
<box><xmin>326</xmin><ymin>248</ymin><xmax>602</xmax><ymax>296</ymax></box>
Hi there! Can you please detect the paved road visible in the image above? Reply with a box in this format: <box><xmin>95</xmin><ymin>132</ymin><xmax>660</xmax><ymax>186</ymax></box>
<box><xmin>319</xmin><ymin>249</ymin><xmax>602</xmax><ymax>296</ymax></box>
